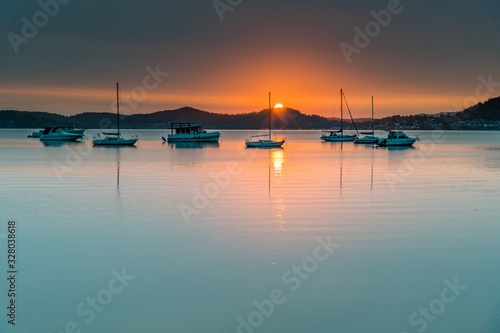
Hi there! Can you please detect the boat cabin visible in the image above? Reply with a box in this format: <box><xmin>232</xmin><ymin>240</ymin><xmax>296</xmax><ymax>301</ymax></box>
<box><xmin>42</xmin><ymin>126</ymin><xmax>64</xmax><ymax>134</ymax></box>
<box><xmin>323</xmin><ymin>130</ymin><xmax>342</xmax><ymax>136</ymax></box>
<box><xmin>387</xmin><ymin>131</ymin><xmax>409</xmax><ymax>139</ymax></box>
<box><xmin>41</xmin><ymin>126</ymin><xmax>77</xmax><ymax>134</ymax></box>
<box><xmin>170</xmin><ymin>123</ymin><xmax>206</xmax><ymax>135</ymax></box>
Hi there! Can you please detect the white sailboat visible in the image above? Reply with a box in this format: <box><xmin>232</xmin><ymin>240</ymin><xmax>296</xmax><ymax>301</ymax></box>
<box><xmin>93</xmin><ymin>83</ymin><xmax>138</xmax><ymax>146</ymax></box>
<box><xmin>354</xmin><ymin>96</ymin><xmax>380</xmax><ymax>144</ymax></box>
<box><xmin>245</xmin><ymin>93</ymin><xmax>285</xmax><ymax>148</ymax></box>
<box><xmin>321</xmin><ymin>89</ymin><xmax>357</xmax><ymax>142</ymax></box>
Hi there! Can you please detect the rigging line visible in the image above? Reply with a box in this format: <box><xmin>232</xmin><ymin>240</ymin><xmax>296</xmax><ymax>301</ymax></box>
<box><xmin>324</xmin><ymin>91</ymin><xmax>341</xmax><ymax>131</ymax></box>
<box><xmin>342</xmin><ymin>91</ymin><xmax>359</xmax><ymax>135</ymax></box>
<box><xmin>333</xmin><ymin>92</ymin><xmax>340</xmax><ymax>129</ymax></box>
<box><xmin>333</xmin><ymin>91</ymin><xmax>340</xmax><ymax>115</ymax></box>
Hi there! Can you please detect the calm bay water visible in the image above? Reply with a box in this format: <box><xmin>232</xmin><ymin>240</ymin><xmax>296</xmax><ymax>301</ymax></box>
<box><xmin>1</xmin><ymin>129</ymin><xmax>500</xmax><ymax>333</ymax></box>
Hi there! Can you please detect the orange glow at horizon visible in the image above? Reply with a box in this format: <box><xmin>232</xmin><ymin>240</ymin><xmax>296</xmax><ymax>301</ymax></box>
<box><xmin>0</xmin><ymin>83</ymin><xmax>472</xmax><ymax>118</ymax></box>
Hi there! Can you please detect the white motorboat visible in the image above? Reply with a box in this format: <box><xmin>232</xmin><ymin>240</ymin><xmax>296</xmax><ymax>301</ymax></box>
<box><xmin>321</xmin><ymin>89</ymin><xmax>357</xmax><ymax>142</ymax></box>
<box><xmin>377</xmin><ymin>131</ymin><xmax>419</xmax><ymax>147</ymax></box>
<box><xmin>245</xmin><ymin>93</ymin><xmax>285</xmax><ymax>148</ymax></box>
<box><xmin>354</xmin><ymin>96</ymin><xmax>380</xmax><ymax>144</ymax></box>
<box><xmin>39</xmin><ymin>126</ymin><xmax>82</xmax><ymax>141</ymax></box>
<box><xmin>164</xmin><ymin>123</ymin><xmax>220</xmax><ymax>142</ymax></box>
<box><xmin>93</xmin><ymin>83</ymin><xmax>138</xmax><ymax>146</ymax></box>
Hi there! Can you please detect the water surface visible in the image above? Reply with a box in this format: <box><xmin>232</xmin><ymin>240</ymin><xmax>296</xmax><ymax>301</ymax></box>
<box><xmin>1</xmin><ymin>129</ymin><xmax>499</xmax><ymax>333</ymax></box>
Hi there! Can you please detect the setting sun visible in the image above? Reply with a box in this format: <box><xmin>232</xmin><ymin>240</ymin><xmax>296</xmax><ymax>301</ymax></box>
<box><xmin>274</xmin><ymin>103</ymin><xmax>284</xmax><ymax>109</ymax></box>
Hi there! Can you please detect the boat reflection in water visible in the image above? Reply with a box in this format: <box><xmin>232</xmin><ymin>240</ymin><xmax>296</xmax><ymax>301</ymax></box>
<box><xmin>92</xmin><ymin>145</ymin><xmax>136</xmax><ymax>190</ymax></box>
<box><xmin>329</xmin><ymin>142</ymin><xmax>377</xmax><ymax>192</ymax></box>
<box><xmin>41</xmin><ymin>140</ymin><xmax>85</xmax><ymax>147</ymax></box>
<box><xmin>99</xmin><ymin>146</ymin><xmax>136</xmax><ymax>198</ymax></box>
<box><xmin>385</xmin><ymin>145</ymin><xmax>416</xmax><ymax>151</ymax></box>
<box><xmin>166</xmin><ymin>142</ymin><xmax>220</xmax><ymax>149</ymax></box>
<box><xmin>92</xmin><ymin>145</ymin><xmax>137</xmax><ymax>150</ymax></box>
<box><xmin>339</xmin><ymin>143</ymin><xmax>344</xmax><ymax>191</ymax></box>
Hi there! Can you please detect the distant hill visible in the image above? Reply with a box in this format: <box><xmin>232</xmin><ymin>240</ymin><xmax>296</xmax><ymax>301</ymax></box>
<box><xmin>1</xmin><ymin>96</ymin><xmax>500</xmax><ymax>130</ymax></box>
<box><xmin>361</xmin><ymin>96</ymin><xmax>500</xmax><ymax>130</ymax></box>
<box><xmin>0</xmin><ymin>110</ymin><xmax>70</xmax><ymax>128</ymax></box>
<box><xmin>0</xmin><ymin>106</ymin><xmax>340</xmax><ymax>130</ymax></box>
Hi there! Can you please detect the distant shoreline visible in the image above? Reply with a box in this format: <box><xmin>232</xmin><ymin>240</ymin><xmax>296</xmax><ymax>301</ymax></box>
<box><xmin>9</xmin><ymin>128</ymin><xmax>500</xmax><ymax>132</ymax></box>
<box><xmin>1</xmin><ymin>98</ymin><xmax>500</xmax><ymax>131</ymax></box>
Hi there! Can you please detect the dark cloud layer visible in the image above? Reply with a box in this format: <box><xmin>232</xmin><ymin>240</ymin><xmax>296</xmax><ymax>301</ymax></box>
<box><xmin>1</xmin><ymin>0</ymin><xmax>499</xmax><ymax>115</ymax></box>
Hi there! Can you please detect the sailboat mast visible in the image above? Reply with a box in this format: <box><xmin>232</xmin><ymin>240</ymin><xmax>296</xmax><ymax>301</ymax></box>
<box><xmin>269</xmin><ymin>92</ymin><xmax>271</xmax><ymax>140</ymax></box>
<box><xmin>372</xmin><ymin>96</ymin><xmax>374</xmax><ymax>133</ymax></box>
<box><xmin>116</xmin><ymin>82</ymin><xmax>120</xmax><ymax>134</ymax></box>
<box><xmin>340</xmin><ymin>89</ymin><xmax>343</xmax><ymax>132</ymax></box>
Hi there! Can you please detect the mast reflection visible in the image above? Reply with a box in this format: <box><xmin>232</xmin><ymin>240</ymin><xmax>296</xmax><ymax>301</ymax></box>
<box><xmin>116</xmin><ymin>148</ymin><xmax>120</xmax><ymax>192</ymax></box>
<box><xmin>340</xmin><ymin>143</ymin><xmax>344</xmax><ymax>193</ymax></box>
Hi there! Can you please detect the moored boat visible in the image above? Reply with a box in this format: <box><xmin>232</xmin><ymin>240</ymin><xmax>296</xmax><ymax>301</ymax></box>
<box><xmin>354</xmin><ymin>135</ymin><xmax>379</xmax><ymax>144</ymax></box>
<box><xmin>93</xmin><ymin>132</ymin><xmax>138</xmax><ymax>146</ymax></box>
<box><xmin>33</xmin><ymin>126</ymin><xmax>85</xmax><ymax>139</ymax></box>
<box><xmin>321</xmin><ymin>89</ymin><xmax>358</xmax><ymax>142</ymax></box>
<box><xmin>164</xmin><ymin>123</ymin><xmax>220</xmax><ymax>142</ymax></box>
<box><xmin>39</xmin><ymin>126</ymin><xmax>83</xmax><ymax>141</ymax></box>
<box><xmin>93</xmin><ymin>83</ymin><xmax>138</xmax><ymax>146</ymax></box>
<box><xmin>377</xmin><ymin>131</ymin><xmax>419</xmax><ymax>147</ymax></box>
<box><xmin>245</xmin><ymin>93</ymin><xmax>285</xmax><ymax>148</ymax></box>
<box><xmin>245</xmin><ymin>136</ymin><xmax>285</xmax><ymax>148</ymax></box>
<box><xmin>322</xmin><ymin>131</ymin><xmax>357</xmax><ymax>142</ymax></box>
<box><xmin>354</xmin><ymin>96</ymin><xmax>380</xmax><ymax>144</ymax></box>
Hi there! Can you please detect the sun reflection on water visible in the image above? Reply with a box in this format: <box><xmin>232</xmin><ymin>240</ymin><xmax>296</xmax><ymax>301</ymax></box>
<box><xmin>271</xmin><ymin>150</ymin><xmax>284</xmax><ymax>176</ymax></box>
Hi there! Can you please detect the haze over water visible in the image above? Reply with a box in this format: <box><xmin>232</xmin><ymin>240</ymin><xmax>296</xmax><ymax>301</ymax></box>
<box><xmin>1</xmin><ymin>129</ymin><xmax>500</xmax><ymax>333</ymax></box>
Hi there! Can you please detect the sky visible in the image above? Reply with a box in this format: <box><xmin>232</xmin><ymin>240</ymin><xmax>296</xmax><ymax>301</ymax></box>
<box><xmin>1</xmin><ymin>0</ymin><xmax>500</xmax><ymax>118</ymax></box>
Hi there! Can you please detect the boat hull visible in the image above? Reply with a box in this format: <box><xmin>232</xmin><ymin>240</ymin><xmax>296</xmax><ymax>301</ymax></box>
<box><xmin>168</xmin><ymin>142</ymin><xmax>220</xmax><ymax>149</ymax></box>
<box><xmin>377</xmin><ymin>138</ymin><xmax>417</xmax><ymax>147</ymax></box>
<box><xmin>93</xmin><ymin>138</ymin><xmax>138</xmax><ymax>146</ymax></box>
<box><xmin>354</xmin><ymin>136</ymin><xmax>379</xmax><ymax>144</ymax></box>
<box><xmin>167</xmin><ymin>132</ymin><xmax>220</xmax><ymax>142</ymax></box>
<box><xmin>321</xmin><ymin>135</ymin><xmax>356</xmax><ymax>142</ymax></box>
<box><xmin>40</xmin><ymin>134</ymin><xmax>81</xmax><ymax>141</ymax></box>
<box><xmin>66</xmin><ymin>129</ymin><xmax>85</xmax><ymax>137</ymax></box>
<box><xmin>245</xmin><ymin>140</ymin><xmax>285</xmax><ymax>148</ymax></box>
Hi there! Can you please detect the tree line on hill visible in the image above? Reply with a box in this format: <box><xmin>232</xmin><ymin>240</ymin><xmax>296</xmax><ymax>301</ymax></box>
<box><xmin>1</xmin><ymin>96</ymin><xmax>499</xmax><ymax>130</ymax></box>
